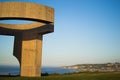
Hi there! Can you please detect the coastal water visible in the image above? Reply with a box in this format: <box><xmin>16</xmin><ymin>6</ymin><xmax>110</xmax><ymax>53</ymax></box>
<box><xmin>0</xmin><ymin>66</ymin><xmax>76</xmax><ymax>75</ymax></box>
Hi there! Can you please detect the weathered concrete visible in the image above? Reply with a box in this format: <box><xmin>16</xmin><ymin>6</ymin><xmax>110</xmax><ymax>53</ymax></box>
<box><xmin>0</xmin><ymin>2</ymin><xmax>54</xmax><ymax>77</ymax></box>
<box><xmin>0</xmin><ymin>2</ymin><xmax>54</xmax><ymax>23</ymax></box>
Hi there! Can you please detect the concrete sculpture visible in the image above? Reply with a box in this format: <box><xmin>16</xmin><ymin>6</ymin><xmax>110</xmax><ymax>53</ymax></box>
<box><xmin>0</xmin><ymin>2</ymin><xmax>54</xmax><ymax>77</ymax></box>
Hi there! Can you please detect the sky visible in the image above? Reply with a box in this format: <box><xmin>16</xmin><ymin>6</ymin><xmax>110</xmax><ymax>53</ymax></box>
<box><xmin>0</xmin><ymin>0</ymin><xmax>120</xmax><ymax>67</ymax></box>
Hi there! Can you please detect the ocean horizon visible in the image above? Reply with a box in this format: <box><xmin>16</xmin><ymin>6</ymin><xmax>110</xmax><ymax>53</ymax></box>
<box><xmin>0</xmin><ymin>65</ymin><xmax>76</xmax><ymax>75</ymax></box>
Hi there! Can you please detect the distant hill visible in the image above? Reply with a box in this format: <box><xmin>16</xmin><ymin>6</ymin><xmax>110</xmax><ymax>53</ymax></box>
<box><xmin>62</xmin><ymin>62</ymin><xmax>120</xmax><ymax>72</ymax></box>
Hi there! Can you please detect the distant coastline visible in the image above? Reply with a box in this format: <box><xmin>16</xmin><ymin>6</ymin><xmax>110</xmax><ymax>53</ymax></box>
<box><xmin>62</xmin><ymin>62</ymin><xmax>120</xmax><ymax>72</ymax></box>
<box><xmin>0</xmin><ymin>66</ymin><xmax>76</xmax><ymax>75</ymax></box>
<box><xmin>0</xmin><ymin>62</ymin><xmax>120</xmax><ymax>76</ymax></box>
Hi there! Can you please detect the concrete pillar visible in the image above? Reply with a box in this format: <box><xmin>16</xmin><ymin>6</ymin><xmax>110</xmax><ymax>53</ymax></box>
<box><xmin>14</xmin><ymin>32</ymin><xmax>43</xmax><ymax>77</ymax></box>
<box><xmin>0</xmin><ymin>2</ymin><xmax>54</xmax><ymax>77</ymax></box>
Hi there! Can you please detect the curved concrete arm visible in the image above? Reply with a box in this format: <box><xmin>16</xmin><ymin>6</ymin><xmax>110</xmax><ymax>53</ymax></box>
<box><xmin>0</xmin><ymin>2</ymin><xmax>54</xmax><ymax>30</ymax></box>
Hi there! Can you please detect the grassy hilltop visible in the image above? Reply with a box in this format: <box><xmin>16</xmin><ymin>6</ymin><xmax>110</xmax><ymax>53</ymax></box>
<box><xmin>0</xmin><ymin>72</ymin><xmax>120</xmax><ymax>80</ymax></box>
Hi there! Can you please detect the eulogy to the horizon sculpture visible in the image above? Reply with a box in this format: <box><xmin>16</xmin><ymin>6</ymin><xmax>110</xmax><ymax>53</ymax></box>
<box><xmin>0</xmin><ymin>2</ymin><xmax>54</xmax><ymax>77</ymax></box>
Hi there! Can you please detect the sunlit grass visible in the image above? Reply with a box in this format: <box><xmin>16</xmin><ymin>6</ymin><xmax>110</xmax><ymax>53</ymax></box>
<box><xmin>0</xmin><ymin>72</ymin><xmax>120</xmax><ymax>80</ymax></box>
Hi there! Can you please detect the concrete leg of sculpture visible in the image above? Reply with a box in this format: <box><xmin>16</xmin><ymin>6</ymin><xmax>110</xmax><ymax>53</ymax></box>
<box><xmin>14</xmin><ymin>34</ymin><xmax>22</xmax><ymax>65</ymax></box>
<box><xmin>14</xmin><ymin>32</ymin><xmax>42</xmax><ymax>77</ymax></box>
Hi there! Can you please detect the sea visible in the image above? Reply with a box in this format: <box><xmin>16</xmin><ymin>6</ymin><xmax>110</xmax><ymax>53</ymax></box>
<box><xmin>0</xmin><ymin>66</ymin><xmax>76</xmax><ymax>75</ymax></box>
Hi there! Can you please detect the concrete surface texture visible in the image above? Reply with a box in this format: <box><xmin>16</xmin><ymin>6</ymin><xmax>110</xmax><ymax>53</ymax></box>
<box><xmin>0</xmin><ymin>2</ymin><xmax>54</xmax><ymax>77</ymax></box>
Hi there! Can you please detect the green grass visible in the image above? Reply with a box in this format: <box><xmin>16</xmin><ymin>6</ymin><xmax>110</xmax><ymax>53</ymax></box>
<box><xmin>0</xmin><ymin>72</ymin><xmax>120</xmax><ymax>80</ymax></box>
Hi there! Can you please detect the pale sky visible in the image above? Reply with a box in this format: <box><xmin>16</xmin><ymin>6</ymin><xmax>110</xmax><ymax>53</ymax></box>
<box><xmin>0</xmin><ymin>0</ymin><xmax>120</xmax><ymax>67</ymax></box>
